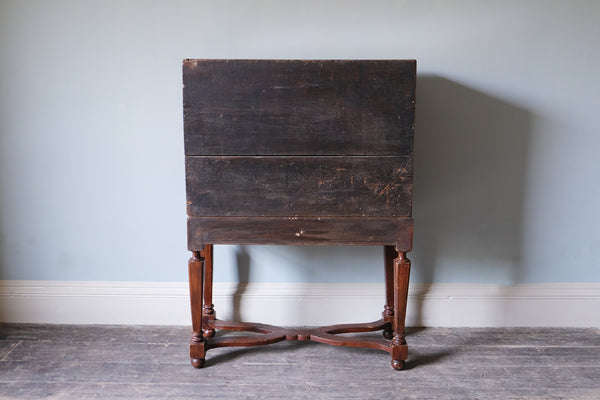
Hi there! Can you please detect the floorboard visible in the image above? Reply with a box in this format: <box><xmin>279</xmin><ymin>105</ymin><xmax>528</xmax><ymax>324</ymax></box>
<box><xmin>1</xmin><ymin>324</ymin><xmax>599</xmax><ymax>399</ymax></box>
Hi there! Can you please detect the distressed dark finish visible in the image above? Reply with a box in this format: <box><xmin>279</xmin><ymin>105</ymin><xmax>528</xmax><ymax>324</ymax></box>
<box><xmin>186</xmin><ymin>156</ymin><xmax>413</xmax><ymax>217</ymax></box>
<box><xmin>187</xmin><ymin>217</ymin><xmax>413</xmax><ymax>248</ymax></box>
<box><xmin>183</xmin><ymin>59</ymin><xmax>416</xmax><ymax>156</ymax></box>
<box><xmin>183</xmin><ymin>59</ymin><xmax>416</xmax><ymax>370</ymax></box>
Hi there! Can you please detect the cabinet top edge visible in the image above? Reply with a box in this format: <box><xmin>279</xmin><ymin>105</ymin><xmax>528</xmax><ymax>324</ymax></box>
<box><xmin>183</xmin><ymin>59</ymin><xmax>417</xmax><ymax>65</ymax></box>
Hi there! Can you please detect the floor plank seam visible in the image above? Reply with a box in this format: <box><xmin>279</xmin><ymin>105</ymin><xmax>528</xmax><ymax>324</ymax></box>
<box><xmin>0</xmin><ymin>340</ymin><xmax>22</xmax><ymax>362</ymax></box>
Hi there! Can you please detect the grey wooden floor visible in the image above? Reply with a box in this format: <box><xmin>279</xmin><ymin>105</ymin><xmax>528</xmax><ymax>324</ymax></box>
<box><xmin>0</xmin><ymin>324</ymin><xmax>599</xmax><ymax>399</ymax></box>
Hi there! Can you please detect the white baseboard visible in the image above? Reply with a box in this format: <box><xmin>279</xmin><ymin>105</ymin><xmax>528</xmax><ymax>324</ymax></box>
<box><xmin>1</xmin><ymin>281</ymin><xmax>599</xmax><ymax>327</ymax></box>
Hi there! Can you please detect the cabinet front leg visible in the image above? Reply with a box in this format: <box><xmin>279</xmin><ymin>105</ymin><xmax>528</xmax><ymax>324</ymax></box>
<box><xmin>391</xmin><ymin>250</ymin><xmax>411</xmax><ymax>371</ymax></box>
<box><xmin>189</xmin><ymin>250</ymin><xmax>206</xmax><ymax>368</ymax></box>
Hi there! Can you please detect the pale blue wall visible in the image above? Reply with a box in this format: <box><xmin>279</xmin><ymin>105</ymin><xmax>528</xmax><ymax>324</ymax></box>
<box><xmin>1</xmin><ymin>0</ymin><xmax>599</xmax><ymax>284</ymax></box>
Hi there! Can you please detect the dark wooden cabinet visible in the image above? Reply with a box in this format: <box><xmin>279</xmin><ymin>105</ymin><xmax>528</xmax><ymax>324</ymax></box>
<box><xmin>183</xmin><ymin>59</ymin><xmax>416</xmax><ymax>370</ymax></box>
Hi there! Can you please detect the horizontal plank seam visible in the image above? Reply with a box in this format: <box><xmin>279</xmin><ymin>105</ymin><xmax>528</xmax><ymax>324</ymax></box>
<box><xmin>187</xmin><ymin>216</ymin><xmax>413</xmax><ymax>220</ymax></box>
<box><xmin>184</xmin><ymin>155</ymin><xmax>414</xmax><ymax>158</ymax></box>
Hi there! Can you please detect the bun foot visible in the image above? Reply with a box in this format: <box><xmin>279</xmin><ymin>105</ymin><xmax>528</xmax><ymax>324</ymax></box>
<box><xmin>391</xmin><ymin>359</ymin><xmax>405</xmax><ymax>371</ymax></box>
<box><xmin>203</xmin><ymin>329</ymin><xmax>215</xmax><ymax>338</ymax></box>
<box><xmin>191</xmin><ymin>358</ymin><xmax>206</xmax><ymax>368</ymax></box>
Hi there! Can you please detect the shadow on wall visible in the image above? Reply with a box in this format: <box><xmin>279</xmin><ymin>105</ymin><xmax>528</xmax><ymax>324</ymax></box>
<box><xmin>232</xmin><ymin>245</ymin><xmax>251</xmax><ymax>322</ymax></box>
<box><xmin>0</xmin><ymin>162</ymin><xmax>9</xmax><ymax>320</ymax></box>
<box><xmin>410</xmin><ymin>75</ymin><xmax>531</xmax><ymax>323</ymax></box>
<box><xmin>230</xmin><ymin>76</ymin><xmax>531</xmax><ymax>326</ymax></box>
<box><xmin>0</xmin><ymin>183</ymin><xmax>6</xmax><ymax>284</ymax></box>
<box><xmin>0</xmin><ymin>219</ymin><xmax>4</xmax><ymax>279</ymax></box>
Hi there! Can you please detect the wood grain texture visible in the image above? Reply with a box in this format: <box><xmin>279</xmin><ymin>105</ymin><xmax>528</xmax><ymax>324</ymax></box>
<box><xmin>187</xmin><ymin>217</ymin><xmax>413</xmax><ymax>248</ymax></box>
<box><xmin>183</xmin><ymin>59</ymin><xmax>416</xmax><ymax>156</ymax></box>
<box><xmin>185</xmin><ymin>156</ymin><xmax>412</xmax><ymax>217</ymax></box>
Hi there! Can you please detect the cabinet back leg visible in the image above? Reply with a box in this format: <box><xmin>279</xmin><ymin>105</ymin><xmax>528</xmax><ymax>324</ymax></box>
<box><xmin>201</xmin><ymin>244</ymin><xmax>216</xmax><ymax>337</ymax></box>
<box><xmin>383</xmin><ymin>245</ymin><xmax>397</xmax><ymax>339</ymax></box>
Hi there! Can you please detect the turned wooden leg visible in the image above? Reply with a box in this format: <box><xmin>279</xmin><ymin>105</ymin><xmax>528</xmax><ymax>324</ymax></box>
<box><xmin>391</xmin><ymin>250</ymin><xmax>411</xmax><ymax>370</ymax></box>
<box><xmin>201</xmin><ymin>244</ymin><xmax>216</xmax><ymax>338</ymax></box>
<box><xmin>382</xmin><ymin>245</ymin><xmax>396</xmax><ymax>339</ymax></box>
<box><xmin>189</xmin><ymin>250</ymin><xmax>206</xmax><ymax>368</ymax></box>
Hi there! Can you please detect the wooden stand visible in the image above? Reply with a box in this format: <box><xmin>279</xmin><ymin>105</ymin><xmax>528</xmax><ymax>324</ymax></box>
<box><xmin>189</xmin><ymin>244</ymin><xmax>411</xmax><ymax>370</ymax></box>
<box><xmin>183</xmin><ymin>59</ymin><xmax>416</xmax><ymax>370</ymax></box>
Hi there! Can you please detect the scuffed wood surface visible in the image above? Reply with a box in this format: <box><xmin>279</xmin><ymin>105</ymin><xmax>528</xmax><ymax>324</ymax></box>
<box><xmin>183</xmin><ymin>59</ymin><xmax>417</xmax><ymax>247</ymax></box>
<box><xmin>183</xmin><ymin>59</ymin><xmax>416</xmax><ymax>156</ymax></box>
<box><xmin>185</xmin><ymin>156</ymin><xmax>412</xmax><ymax>217</ymax></box>
<box><xmin>187</xmin><ymin>217</ymin><xmax>413</xmax><ymax>248</ymax></box>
